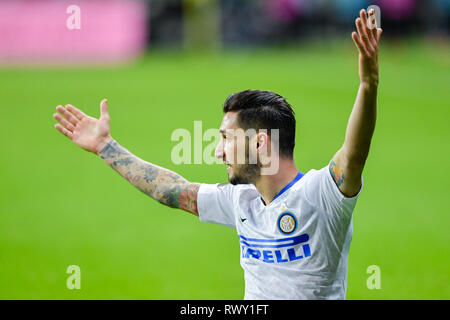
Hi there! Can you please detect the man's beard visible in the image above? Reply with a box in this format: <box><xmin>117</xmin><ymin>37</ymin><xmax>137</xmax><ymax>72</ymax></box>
<box><xmin>227</xmin><ymin>140</ymin><xmax>261</xmax><ymax>185</ymax></box>
<box><xmin>228</xmin><ymin>163</ymin><xmax>261</xmax><ymax>185</ymax></box>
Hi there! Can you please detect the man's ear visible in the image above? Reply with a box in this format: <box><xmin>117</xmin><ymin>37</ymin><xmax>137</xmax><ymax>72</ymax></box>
<box><xmin>256</xmin><ymin>131</ymin><xmax>270</xmax><ymax>154</ymax></box>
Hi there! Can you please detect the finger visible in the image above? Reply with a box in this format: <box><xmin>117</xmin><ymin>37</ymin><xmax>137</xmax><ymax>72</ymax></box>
<box><xmin>360</xmin><ymin>9</ymin><xmax>373</xmax><ymax>42</ymax></box>
<box><xmin>377</xmin><ymin>28</ymin><xmax>383</xmax><ymax>42</ymax></box>
<box><xmin>368</xmin><ymin>9</ymin><xmax>378</xmax><ymax>42</ymax></box>
<box><xmin>352</xmin><ymin>31</ymin><xmax>369</xmax><ymax>56</ymax></box>
<box><xmin>359</xmin><ymin>10</ymin><xmax>376</xmax><ymax>49</ymax></box>
<box><xmin>54</xmin><ymin>123</ymin><xmax>73</xmax><ymax>139</ymax></box>
<box><xmin>356</xmin><ymin>17</ymin><xmax>373</xmax><ymax>53</ymax></box>
<box><xmin>66</xmin><ymin>104</ymin><xmax>87</xmax><ymax>121</ymax></box>
<box><xmin>56</xmin><ymin>105</ymin><xmax>79</xmax><ymax>126</ymax></box>
<box><xmin>100</xmin><ymin>99</ymin><xmax>109</xmax><ymax>120</ymax></box>
<box><xmin>53</xmin><ymin>112</ymin><xmax>75</xmax><ymax>132</ymax></box>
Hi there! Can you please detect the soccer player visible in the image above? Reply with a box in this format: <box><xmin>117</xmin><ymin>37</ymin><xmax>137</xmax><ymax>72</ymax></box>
<box><xmin>53</xmin><ymin>9</ymin><xmax>382</xmax><ymax>299</ymax></box>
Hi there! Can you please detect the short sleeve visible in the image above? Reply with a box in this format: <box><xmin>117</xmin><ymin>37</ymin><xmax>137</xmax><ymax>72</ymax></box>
<box><xmin>197</xmin><ymin>183</ymin><xmax>237</xmax><ymax>228</ymax></box>
<box><xmin>305</xmin><ymin>166</ymin><xmax>362</xmax><ymax>219</ymax></box>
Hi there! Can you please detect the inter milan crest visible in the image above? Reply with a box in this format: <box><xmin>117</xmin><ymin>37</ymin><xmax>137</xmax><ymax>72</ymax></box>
<box><xmin>277</xmin><ymin>212</ymin><xmax>297</xmax><ymax>235</ymax></box>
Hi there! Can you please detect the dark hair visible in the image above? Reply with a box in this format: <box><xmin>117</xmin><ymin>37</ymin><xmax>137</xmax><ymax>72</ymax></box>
<box><xmin>223</xmin><ymin>89</ymin><xmax>296</xmax><ymax>158</ymax></box>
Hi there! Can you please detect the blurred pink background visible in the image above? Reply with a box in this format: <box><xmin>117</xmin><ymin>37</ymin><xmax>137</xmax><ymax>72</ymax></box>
<box><xmin>0</xmin><ymin>0</ymin><xmax>148</xmax><ymax>64</ymax></box>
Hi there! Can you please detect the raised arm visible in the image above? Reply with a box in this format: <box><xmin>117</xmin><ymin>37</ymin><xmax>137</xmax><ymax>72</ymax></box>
<box><xmin>53</xmin><ymin>99</ymin><xmax>200</xmax><ymax>215</ymax></box>
<box><xmin>329</xmin><ymin>9</ymin><xmax>383</xmax><ymax>197</ymax></box>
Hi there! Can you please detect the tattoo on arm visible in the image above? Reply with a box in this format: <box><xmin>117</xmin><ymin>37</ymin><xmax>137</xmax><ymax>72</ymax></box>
<box><xmin>99</xmin><ymin>140</ymin><xmax>200</xmax><ymax>215</ymax></box>
<box><xmin>329</xmin><ymin>161</ymin><xmax>344</xmax><ymax>187</ymax></box>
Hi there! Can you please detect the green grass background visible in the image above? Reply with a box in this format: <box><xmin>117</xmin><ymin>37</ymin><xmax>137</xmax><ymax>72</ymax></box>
<box><xmin>0</xmin><ymin>40</ymin><xmax>449</xmax><ymax>299</ymax></box>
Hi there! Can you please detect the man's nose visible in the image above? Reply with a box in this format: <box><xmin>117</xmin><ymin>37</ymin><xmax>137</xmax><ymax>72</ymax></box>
<box><xmin>215</xmin><ymin>139</ymin><xmax>224</xmax><ymax>160</ymax></box>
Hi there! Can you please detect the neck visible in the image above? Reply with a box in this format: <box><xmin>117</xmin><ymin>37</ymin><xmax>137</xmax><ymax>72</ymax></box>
<box><xmin>254</xmin><ymin>157</ymin><xmax>299</xmax><ymax>205</ymax></box>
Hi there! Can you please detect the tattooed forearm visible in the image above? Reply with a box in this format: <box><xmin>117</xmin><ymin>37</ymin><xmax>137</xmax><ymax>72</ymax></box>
<box><xmin>329</xmin><ymin>160</ymin><xmax>344</xmax><ymax>187</ymax></box>
<box><xmin>98</xmin><ymin>139</ymin><xmax>200</xmax><ymax>215</ymax></box>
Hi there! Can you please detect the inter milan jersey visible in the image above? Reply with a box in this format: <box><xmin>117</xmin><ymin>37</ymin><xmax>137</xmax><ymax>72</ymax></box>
<box><xmin>197</xmin><ymin>166</ymin><xmax>362</xmax><ymax>300</ymax></box>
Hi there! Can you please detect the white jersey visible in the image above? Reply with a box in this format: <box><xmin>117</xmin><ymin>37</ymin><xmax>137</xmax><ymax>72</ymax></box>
<box><xmin>197</xmin><ymin>166</ymin><xmax>362</xmax><ymax>300</ymax></box>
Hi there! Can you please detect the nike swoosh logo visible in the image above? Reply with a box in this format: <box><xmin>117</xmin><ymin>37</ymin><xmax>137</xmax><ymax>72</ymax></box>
<box><xmin>240</xmin><ymin>217</ymin><xmax>247</xmax><ymax>222</ymax></box>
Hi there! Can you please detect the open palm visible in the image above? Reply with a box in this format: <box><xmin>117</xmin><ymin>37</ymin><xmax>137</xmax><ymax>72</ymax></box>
<box><xmin>352</xmin><ymin>9</ymin><xmax>383</xmax><ymax>86</ymax></box>
<box><xmin>53</xmin><ymin>99</ymin><xmax>112</xmax><ymax>154</ymax></box>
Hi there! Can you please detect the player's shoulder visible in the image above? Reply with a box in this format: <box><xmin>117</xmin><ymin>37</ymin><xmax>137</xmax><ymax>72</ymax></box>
<box><xmin>292</xmin><ymin>167</ymin><xmax>322</xmax><ymax>185</ymax></box>
<box><xmin>288</xmin><ymin>167</ymin><xmax>329</xmax><ymax>192</ymax></box>
<box><xmin>213</xmin><ymin>182</ymin><xmax>258</xmax><ymax>194</ymax></box>
<box><xmin>215</xmin><ymin>183</ymin><xmax>260</xmax><ymax>205</ymax></box>
<box><xmin>303</xmin><ymin>166</ymin><xmax>329</xmax><ymax>180</ymax></box>
<box><xmin>228</xmin><ymin>183</ymin><xmax>258</xmax><ymax>194</ymax></box>
<box><xmin>304</xmin><ymin>166</ymin><xmax>328</xmax><ymax>176</ymax></box>
<box><xmin>215</xmin><ymin>181</ymin><xmax>254</xmax><ymax>188</ymax></box>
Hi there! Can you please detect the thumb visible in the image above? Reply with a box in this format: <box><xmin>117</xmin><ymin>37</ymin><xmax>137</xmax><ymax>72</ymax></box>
<box><xmin>100</xmin><ymin>99</ymin><xmax>109</xmax><ymax>120</ymax></box>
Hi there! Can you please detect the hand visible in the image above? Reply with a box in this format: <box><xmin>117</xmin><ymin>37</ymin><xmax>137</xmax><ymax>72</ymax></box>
<box><xmin>53</xmin><ymin>99</ymin><xmax>112</xmax><ymax>155</ymax></box>
<box><xmin>352</xmin><ymin>9</ymin><xmax>383</xmax><ymax>87</ymax></box>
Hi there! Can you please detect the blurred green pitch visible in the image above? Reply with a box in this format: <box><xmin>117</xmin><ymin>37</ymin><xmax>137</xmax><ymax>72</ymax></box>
<box><xmin>0</xmin><ymin>41</ymin><xmax>449</xmax><ymax>299</ymax></box>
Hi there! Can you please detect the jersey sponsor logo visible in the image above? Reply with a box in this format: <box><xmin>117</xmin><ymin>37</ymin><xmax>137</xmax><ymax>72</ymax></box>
<box><xmin>239</xmin><ymin>234</ymin><xmax>311</xmax><ymax>264</ymax></box>
<box><xmin>277</xmin><ymin>212</ymin><xmax>297</xmax><ymax>234</ymax></box>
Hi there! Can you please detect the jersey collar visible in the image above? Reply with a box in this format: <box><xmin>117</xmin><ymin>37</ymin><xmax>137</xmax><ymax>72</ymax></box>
<box><xmin>261</xmin><ymin>171</ymin><xmax>304</xmax><ymax>205</ymax></box>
